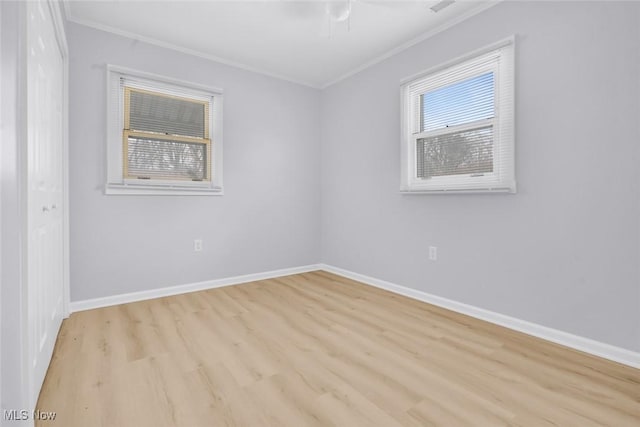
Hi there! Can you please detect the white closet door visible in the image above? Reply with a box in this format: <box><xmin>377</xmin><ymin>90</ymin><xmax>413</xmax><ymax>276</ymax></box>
<box><xmin>26</xmin><ymin>0</ymin><xmax>65</xmax><ymax>407</ymax></box>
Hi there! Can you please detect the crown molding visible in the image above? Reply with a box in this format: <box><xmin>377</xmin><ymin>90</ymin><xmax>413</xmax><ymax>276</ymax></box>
<box><xmin>62</xmin><ymin>1</ymin><xmax>502</xmax><ymax>91</ymax></box>
<box><xmin>321</xmin><ymin>0</ymin><xmax>502</xmax><ymax>89</ymax></box>
<box><xmin>62</xmin><ymin>1</ymin><xmax>323</xmax><ymax>89</ymax></box>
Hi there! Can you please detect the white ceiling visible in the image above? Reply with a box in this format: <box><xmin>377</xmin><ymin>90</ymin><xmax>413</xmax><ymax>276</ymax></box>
<box><xmin>64</xmin><ymin>0</ymin><xmax>497</xmax><ymax>88</ymax></box>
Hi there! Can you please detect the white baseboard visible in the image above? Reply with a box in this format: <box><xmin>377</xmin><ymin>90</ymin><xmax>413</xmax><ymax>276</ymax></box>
<box><xmin>318</xmin><ymin>264</ymin><xmax>640</xmax><ymax>370</ymax></box>
<box><xmin>69</xmin><ymin>264</ymin><xmax>322</xmax><ymax>313</ymax></box>
<box><xmin>69</xmin><ymin>262</ymin><xmax>639</xmax><ymax>369</ymax></box>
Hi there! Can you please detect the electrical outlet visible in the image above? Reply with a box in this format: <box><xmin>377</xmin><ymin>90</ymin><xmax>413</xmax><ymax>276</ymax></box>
<box><xmin>429</xmin><ymin>246</ymin><xmax>437</xmax><ymax>261</ymax></box>
<box><xmin>194</xmin><ymin>239</ymin><xmax>203</xmax><ymax>252</ymax></box>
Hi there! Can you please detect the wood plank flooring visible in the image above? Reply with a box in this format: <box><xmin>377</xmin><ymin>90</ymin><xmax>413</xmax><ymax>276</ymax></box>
<box><xmin>37</xmin><ymin>271</ymin><xmax>640</xmax><ymax>426</ymax></box>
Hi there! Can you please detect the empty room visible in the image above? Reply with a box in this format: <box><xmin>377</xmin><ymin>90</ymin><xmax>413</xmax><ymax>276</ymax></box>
<box><xmin>1</xmin><ymin>0</ymin><xmax>639</xmax><ymax>426</ymax></box>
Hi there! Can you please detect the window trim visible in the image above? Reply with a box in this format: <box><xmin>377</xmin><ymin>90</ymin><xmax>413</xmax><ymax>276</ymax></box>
<box><xmin>400</xmin><ymin>37</ymin><xmax>515</xmax><ymax>194</ymax></box>
<box><xmin>105</xmin><ymin>65</ymin><xmax>224</xmax><ymax>195</ymax></box>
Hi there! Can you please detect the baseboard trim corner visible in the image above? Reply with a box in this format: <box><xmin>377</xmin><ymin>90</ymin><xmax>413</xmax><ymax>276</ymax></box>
<box><xmin>70</xmin><ymin>264</ymin><xmax>322</xmax><ymax>313</ymax></box>
<box><xmin>318</xmin><ymin>264</ymin><xmax>640</xmax><ymax>370</ymax></box>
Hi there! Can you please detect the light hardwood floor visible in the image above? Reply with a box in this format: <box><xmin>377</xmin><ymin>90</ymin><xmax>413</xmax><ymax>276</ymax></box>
<box><xmin>37</xmin><ymin>271</ymin><xmax>640</xmax><ymax>426</ymax></box>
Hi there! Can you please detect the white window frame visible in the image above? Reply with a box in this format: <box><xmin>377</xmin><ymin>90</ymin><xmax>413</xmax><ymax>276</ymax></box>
<box><xmin>105</xmin><ymin>65</ymin><xmax>223</xmax><ymax>195</ymax></box>
<box><xmin>400</xmin><ymin>37</ymin><xmax>515</xmax><ymax>194</ymax></box>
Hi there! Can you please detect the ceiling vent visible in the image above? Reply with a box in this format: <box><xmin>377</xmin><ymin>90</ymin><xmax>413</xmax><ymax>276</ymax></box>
<box><xmin>430</xmin><ymin>0</ymin><xmax>455</xmax><ymax>13</ymax></box>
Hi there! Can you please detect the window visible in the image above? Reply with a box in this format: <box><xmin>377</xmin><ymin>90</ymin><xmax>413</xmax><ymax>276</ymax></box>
<box><xmin>401</xmin><ymin>38</ymin><xmax>515</xmax><ymax>193</ymax></box>
<box><xmin>106</xmin><ymin>66</ymin><xmax>223</xmax><ymax>195</ymax></box>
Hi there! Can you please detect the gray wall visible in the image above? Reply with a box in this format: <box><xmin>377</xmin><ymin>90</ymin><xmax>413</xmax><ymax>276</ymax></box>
<box><xmin>320</xmin><ymin>1</ymin><xmax>640</xmax><ymax>351</ymax></box>
<box><xmin>68</xmin><ymin>23</ymin><xmax>321</xmax><ymax>301</ymax></box>
<box><xmin>1</xmin><ymin>1</ymin><xmax>28</xmax><ymax>417</ymax></box>
<box><xmin>68</xmin><ymin>1</ymin><xmax>640</xmax><ymax>353</ymax></box>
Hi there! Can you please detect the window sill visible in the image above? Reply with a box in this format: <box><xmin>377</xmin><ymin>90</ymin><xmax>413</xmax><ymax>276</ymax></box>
<box><xmin>105</xmin><ymin>183</ymin><xmax>224</xmax><ymax>196</ymax></box>
<box><xmin>400</xmin><ymin>185</ymin><xmax>516</xmax><ymax>194</ymax></box>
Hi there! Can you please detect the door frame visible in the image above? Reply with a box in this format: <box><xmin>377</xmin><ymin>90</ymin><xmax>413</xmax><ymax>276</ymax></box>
<box><xmin>19</xmin><ymin>0</ymin><xmax>70</xmax><ymax>413</ymax></box>
<box><xmin>53</xmin><ymin>0</ymin><xmax>70</xmax><ymax>322</ymax></box>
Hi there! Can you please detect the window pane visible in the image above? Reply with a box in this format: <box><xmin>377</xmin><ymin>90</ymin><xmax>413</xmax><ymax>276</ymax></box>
<box><xmin>421</xmin><ymin>72</ymin><xmax>494</xmax><ymax>132</ymax></box>
<box><xmin>416</xmin><ymin>126</ymin><xmax>493</xmax><ymax>178</ymax></box>
<box><xmin>127</xmin><ymin>136</ymin><xmax>207</xmax><ymax>181</ymax></box>
<box><xmin>129</xmin><ymin>90</ymin><xmax>206</xmax><ymax>138</ymax></box>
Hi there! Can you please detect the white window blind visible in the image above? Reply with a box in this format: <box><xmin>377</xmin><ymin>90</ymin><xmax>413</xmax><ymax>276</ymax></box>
<box><xmin>106</xmin><ymin>66</ymin><xmax>224</xmax><ymax>195</ymax></box>
<box><xmin>420</xmin><ymin>72</ymin><xmax>494</xmax><ymax>132</ymax></box>
<box><xmin>401</xmin><ymin>38</ymin><xmax>515</xmax><ymax>193</ymax></box>
<box><xmin>128</xmin><ymin>89</ymin><xmax>207</xmax><ymax>138</ymax></box>
<box><xmin>122</xmin><ymin>82</ymin><xmax>211</xmax><ymax>182</ymax></box>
